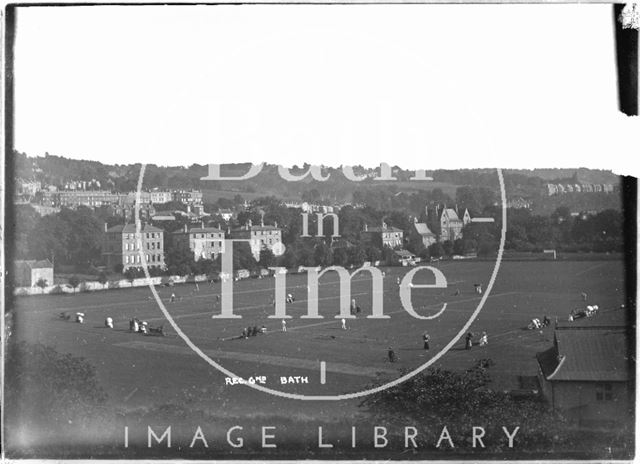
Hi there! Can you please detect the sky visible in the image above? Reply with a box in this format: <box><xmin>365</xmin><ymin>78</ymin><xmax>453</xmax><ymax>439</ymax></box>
<box><xmin>12</xmin><ymin>4</ymin><xmax>639</xmax><ymax>175</ymax></box>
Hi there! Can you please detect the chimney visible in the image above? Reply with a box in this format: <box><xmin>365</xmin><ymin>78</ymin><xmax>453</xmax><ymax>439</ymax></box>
<box><xmin>261</xmin><ymin>212</ymin><xmax>264</xmax><ymax>227</ymax></box>
<box><xmin>104</xmin><ymin>222</ymin><xmax>108</xmax><ymax>232</ymax></box>
<box><xmin>184</xmin><ymin>224</ymin><xmax>188</xmax><ymax>233</ymax></box>
<box><xmin>201</xmin><ymin>221</ymin><xmax>204</xmax><ymax>229</ymax></box>
<box><xmin>364</xmin><ymin>223</ymin><xmax>368</xmax><ymax>232</ymax></box>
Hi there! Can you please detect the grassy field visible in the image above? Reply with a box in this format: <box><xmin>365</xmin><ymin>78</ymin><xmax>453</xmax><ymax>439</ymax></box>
<box><xmin>11</xmin><ymin>260</ymin><xmax>626</xmax><ymax>417</ymax></box>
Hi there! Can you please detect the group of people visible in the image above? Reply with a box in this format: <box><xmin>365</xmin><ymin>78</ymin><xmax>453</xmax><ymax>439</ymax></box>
<box><xmin>569</xmin><ymin>305</ymin><xmax>599</xmax><ymax>321</ymax></box>
<box><xmin>465</xmin><ymin>331</ymin><xmax>488</xmax><ymax>349</ymax></box>
<box><xmin>528</xmin><ymin>315</ymin><xmax>552</xmax><ymax>329</ymax></box>
<box><xmin>130</xmin><ymin>317</ymin><xmax>149</xmax><ymax>333</ymax></box>
<box><xmin>242</xmin><ymin>325</ymin><xmax>267</xmax><ymax>338</ymax></box>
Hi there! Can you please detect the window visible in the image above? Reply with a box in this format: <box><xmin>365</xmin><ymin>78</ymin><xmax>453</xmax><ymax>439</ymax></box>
<box><xmin>596</xmin><ymin>383</ymin><xmax>613</xmax><ymax>401</ymax></box>
<box><xmin>125</xmin><ymin>255</ymin><xmax>129</xmax><ymax>264</ymax></box>
<box><xmin>146</xmin><ymin>254</ymin><xmax>150</xmax><ymax>262</ymax></box>
<box><xmin>136</xmin><ymin>255</ymin><xmax>141</xmax><ymax>264</ymax></box>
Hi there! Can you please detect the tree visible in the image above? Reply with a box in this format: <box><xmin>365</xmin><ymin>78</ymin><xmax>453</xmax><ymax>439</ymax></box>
<box><xmin>35</xmin><ymin>277</ymin><xmax>48</xmax><ymax>293</ymax></box>
<box><xmin>97</xmin><ymin>272</ymin><xmax>108</xmax><ymax>288</ymax></box>
<box><xmin>124</xmin><ymin>268</ymin><xmax>137</xmax><ymax>285</ymax></box>
<box><xmin>259</xmin><ymin>248</ymin><xmax>276</xmax><ymax>268</ymax></box>
<box><xmin>360</xmin><ymin>362</ymin><xmax>568</xmax><ymax>452</ymax></box>
<box><xmin>428</xmin><ymin>242</ymin><xmax>444</xmax><ymax>258</ymax></box>
<box><xmin>442</xmin><ymin>240</ymin><xmax>454</xmax><ymax>257</ymax></box>
<box><xmin>68</xmin><ymin>275</ymin><xmax>80</xmax><ymax>293</ymax></box>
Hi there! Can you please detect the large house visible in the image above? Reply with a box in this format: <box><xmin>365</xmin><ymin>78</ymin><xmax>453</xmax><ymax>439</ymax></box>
<box><xmin>362</xmin><ymin>222</ymin><xmax>404</xmax><ymax>249</ymax></box>
<box><xmin>438</xmin><ymin>208</ymin><xmax>470</xmax><ymax>242</ymax></box>
<box><xmin>230</xmin><ymin>220</ymin><xmax>283</xmax><ymax>260</ymax></box>
<box><xmin>102</xmin><ymin>223</ymin><xmax>165</xmax><ymax>271</ymax></box>
<box><xmin>14</xmin><ymin>259</ymin><xmax>54</xmax><ymax>287</ymax></box>
<box><xmin>172</xmin><ymin>190</ymin><xmax>203</xmax><ymax>205</ymax></box>
<box><xmin>173</xmin><ymin>224</ymin><xmax>226</xmax><ymax>261</ymax></box>
<box><xmin>536</xmin><ymin>308</ymin><xmax>632</xmax><ymax>425</ymax></box>
<box><xmin>149</xmin><ymin>190</ymin><xmax>173</xmax><ymax>204</ymax></box>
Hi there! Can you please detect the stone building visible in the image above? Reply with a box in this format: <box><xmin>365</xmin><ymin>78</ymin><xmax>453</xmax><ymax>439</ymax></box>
<box><xmin>102</xmin><ymin>223</ymin><xmax>165</xmax><ymax>271</ymax></box>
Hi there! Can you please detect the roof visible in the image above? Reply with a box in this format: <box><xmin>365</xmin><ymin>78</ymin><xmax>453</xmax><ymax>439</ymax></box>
<box><xmin>414</xmin><ymin>223</ymin><xmax>436</xmax><ymax>236</ymax></box>
<box><xmin>106</xmin><ymin>223</ymin><xmax>164</xmax><ymax>233</ymax></box>
<box><xmin>395</xmin><ymin>250</ymin><xmax>416</xmax><ymax>258</ymax></box>
<box><xmin>442</xmin><ymin>208</ymin><xmax>462</xmax><ymax>222</ymax></box>
<box><xmin>232</xmin><ymin>225</ymin><xmax>281</xmax><ymax>232</ymax></box>
<box><xmin>16</xmin><ymin>259</ymin><xmax>53</xmax><ymax>269</ymax></box>
<box><xmin>366</xmin><ymin>226</ymin><xmax>404</xmax><ymax>233</ymax></box>
<box><xmin>173</xmin><ymin>227</ymin><xmax>225</xmax><ymax>234</ymax></box>
<box><xmin>536</xmin><ymin>328</ymin><xmax>630</xmax><ymax>382</ymax></box>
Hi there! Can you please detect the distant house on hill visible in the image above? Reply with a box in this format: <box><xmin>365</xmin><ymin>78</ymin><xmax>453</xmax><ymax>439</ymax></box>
<box><xmin>536</xmin><ymin>308</ymin><xmax>632</xmax><ymax>425</ymax></box>
<box><xmin>102</xmin><ymin>223</ymin><xmax>165</xmax><ymax>272</ymax></box>
<box><xmin>362</xmin><ymin>222</ymin><xmax>404</xmax><ymax>249</ymax></box>
<box><xmin>230</xmin><ymin>219</ymin><xmax>283</xmax><ymax>260</ymax></box>
<box><xmin>151</xmin><ymin>210</ymin><xmax>176</xmax><ymax>221</ymax></box>
<box><xmin>173</xmin><ymin>224</ymin><xmax>225</xmax><ymax>261</ymax></box>
<box><xmin>394</xmin><ymin>249</ymin><xmax>417</xmax><ymax>266</ymax></box>
<box><xmin>14</xmin><ymin>259</ymin><xmax>54</xmax><ymax>287</ymax></box>
<box><xmin>439</xmin><ymin>208</ymin><xmax>469</xmax><ymax>243</ymax></box>
<box><xmin>218</xmin><ymin>209</ymin><xmax>235</xmax><ymax>221</ymax></box>
<box><xmin>411</xmin><ymin>219</ymin><xmax>437</xmax><ymax>248</ymax></box>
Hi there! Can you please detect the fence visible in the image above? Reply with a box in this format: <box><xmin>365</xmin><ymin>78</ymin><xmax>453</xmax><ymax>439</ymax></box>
<box><xmin>13</xmin><ymin>274</ymin><xmax>208</xmax><ymax>296</ymax></box>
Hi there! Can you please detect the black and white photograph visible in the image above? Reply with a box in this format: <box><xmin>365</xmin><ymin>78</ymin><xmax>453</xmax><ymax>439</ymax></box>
<box><xmin>2</xmin><ymin>2</ymin><xmax>638</xmax><ymax>461</ymax></box>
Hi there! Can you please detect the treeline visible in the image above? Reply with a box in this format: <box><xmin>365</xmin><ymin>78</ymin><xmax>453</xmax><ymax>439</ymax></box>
<box><xmin>12</xmin><ymin>199</ymin><xmax>623</xmax><ymax>279</ymax></box>
<box><xmin>506</xmin><ymin>207</ymin><xmax>623</xmax><ymax>253</ymax></box>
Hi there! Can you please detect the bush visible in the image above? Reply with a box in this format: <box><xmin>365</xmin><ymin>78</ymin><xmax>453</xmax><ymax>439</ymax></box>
<box><xmin>4</xmin><ymin>342</ymin><xmax>109</xmax><ymax>438</ymax></box>
<box><xmin>50</xmin><ymin>284</ymin><xmax>65</xmax><ymax>295</ymax></box>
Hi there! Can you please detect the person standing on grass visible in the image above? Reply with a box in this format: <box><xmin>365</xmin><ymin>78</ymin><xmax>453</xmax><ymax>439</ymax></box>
<box><xmin>479</xmin><ymin>331</ymin><xmax>488</xmax><ymax>346</ymax></box>
<box><xmin>282</xmin><ymin>319</ymin><xmax>287</xmax><ymax>332</ymax></box>
<box><xmin>465</xmin><ymin>332</ymin><xmax>473</xmax><ymax>350</ymax></box>
<box><xmin>341</xmin><ymin>318</ymin><xmax>347</xmax><ymax>330</ymax></box>
<box><xmin>195</xmin><ymin>282</ymin><xmax>199</xmax><ymax>292</ymax></box>
<box><xmin>388</xmin><ymin>347</ymin><xmax>397</xmax><ymax>363</ymax></box>
<box><xmin>423</xmin><ymin>331</ymin><xmax>430</xmax><ymax>350</ymax></box>
<box><xmin>170</xmin><ymin>292</ymin><xmax>176</xmax><ymax>303</ymax></box>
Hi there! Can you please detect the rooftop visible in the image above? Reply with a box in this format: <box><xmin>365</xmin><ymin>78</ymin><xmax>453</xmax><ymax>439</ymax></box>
<box><xmin>173</xmin><ymin>227</ymin><xmax>225</xmax><ymax>234</ymax></box>
<box><xmin>15</xmin><ymin>259</ymin><xmax>53</xmax><ymax>269</ymax></box>
<box><xmin>106</xmin><ymin>223</ymin><xmax>164</xmax><ymax>234</ymax></box>
<box><xmin>414</xmin><ymin>222</ymin><xmax>436</xmax><ymax>236</ymax></box>
<box><xmin>537</xmin><ymin>327</ymin><xmax>630</xmax><ymax>382</ymax></box>
<box><xmin>232</xmin><ymin>225</ymin><xmax>281</xmax><ymax>232</ymax></box>
<box><xmin>366</xmin><ymin>226</ymin><xmax>404</xmax><ymax>233</ymax></box>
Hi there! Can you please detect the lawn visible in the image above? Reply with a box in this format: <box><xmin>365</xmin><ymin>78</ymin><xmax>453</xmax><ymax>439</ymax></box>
<box><xmin>11</xmin><ymin>260</ymin><xmax>626</xmax><ymax>414</ymax></box>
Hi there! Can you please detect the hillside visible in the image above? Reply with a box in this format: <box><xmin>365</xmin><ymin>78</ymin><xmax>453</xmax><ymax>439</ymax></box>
<box><xmin>13</xmin><ymin>151</ymin><xmax>624</xmax><ymax>213</ymax></box>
